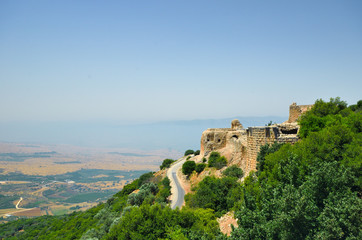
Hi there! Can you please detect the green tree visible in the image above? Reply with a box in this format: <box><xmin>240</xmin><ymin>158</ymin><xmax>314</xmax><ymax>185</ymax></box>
<box><xmin>195</xmin><ymin>163</ymin><xmax>206</xmax><ymax>174</ymax></box>
<box><xmin>230</xmin><ymin>98</ymin><xmax>362</xmax><ymax>239</ymax></box>
<box><xmin>208</xmin><ymin>154</ymin><xmax>227</xmax><ymax>170</ymax></box>
<box><xmin>186</xmin><ymin>176</ymin><xmax>239</xmax><ymax>217</ymax></box>
<box><xmin>298</xmin><ymin>97</ymin><xmax>347</xmax><ymax>138</ymax></box>
<box><xmin>208</xmin><ymin>151</ymin><xmax>220</xmax><ymax>163</ymax></box>
<box><xmin>137</xmin><ymin>172</ymin><xmax>155</xmax><ymax>188</ymax></box>
<box><xmin>155</xmin><ymin>177</ymin><xmax>171</xmax><ymax>203</ymax></box>
<box><xmin>106</xmin><ymin>204</ymin><xmax>221</xmax><ymax>240</ymax></box>
<box><xmin>184</xmin><ymin>149</ymin><xmax>195</xmax><ymax>156</ymax></box>
<box><xmin>256</xmin><ymin>142</ymin><xmax>283</xmax><ymax>175</ymax></box>
<box><xmin>159</xmin><ymin>159</ymin><xmax>175</xmax><ymax>170</ymax></box>
<box><xmin>223</xmin><ymin>165</ymin><xmax>243</xmax><ymax>178</ymax></box>
<box><xmin>182</xmin><ymin>161</ymin><xmax>196</xmax><ymax>176</ymax></box>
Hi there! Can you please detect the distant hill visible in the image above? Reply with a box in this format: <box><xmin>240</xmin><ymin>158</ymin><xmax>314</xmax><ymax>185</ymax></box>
<box><xmin>0</xmin><ymin>116</ymin><xmax>286</xmax><ymax>151</ymax></box>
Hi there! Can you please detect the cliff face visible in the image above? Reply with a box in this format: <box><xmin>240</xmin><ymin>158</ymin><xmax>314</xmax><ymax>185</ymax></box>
<box><xmin>200</xmin><ymin>103</ymin><xmax>312</xmax><ymax>176</ymax></box>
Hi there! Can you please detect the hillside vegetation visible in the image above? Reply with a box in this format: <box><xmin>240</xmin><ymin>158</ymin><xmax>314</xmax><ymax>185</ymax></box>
<box><xmin>0</xmin><ymin>98</ymin><xmax>361</xmax><ymax>239</ymax></box>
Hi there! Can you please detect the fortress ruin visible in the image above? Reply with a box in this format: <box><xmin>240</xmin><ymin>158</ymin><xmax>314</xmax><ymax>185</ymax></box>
<box><xmin>199</xmin><ymin>103</ymin><xmax>312</xmax><ymax>175</ymax></box>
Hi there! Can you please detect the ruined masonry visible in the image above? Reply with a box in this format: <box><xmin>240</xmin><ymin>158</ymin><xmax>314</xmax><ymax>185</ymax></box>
<box><xmin>200</xmin><ymin>103</ymin><xmax>312</xmax><ymax>175</ymax></box>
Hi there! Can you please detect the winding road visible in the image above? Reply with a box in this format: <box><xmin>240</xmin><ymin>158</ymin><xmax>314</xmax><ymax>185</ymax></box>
<box><xmin>167</xmin><ymin>157</ymin><xmax>187</xmax><ymax>209</ymax></box>
<box><xmin>16</xmin><ymin>197</ymin><xmax>23</xmax><ymax>209</ymax></box>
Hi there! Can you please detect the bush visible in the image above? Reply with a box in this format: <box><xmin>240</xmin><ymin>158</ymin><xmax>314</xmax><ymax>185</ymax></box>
<box><xmin>223</xmin><ymin>165</ymin><xmax>243</xmax><ymax>178</ymax></box>
<box><xmin>256</xmin><ymin>142</ymin><xmax>284</xmax><ymax>175</ymax></box>
<box><xmin>106</xmin><ymin>203</ymin><xmax>222</xmax><ymax>239</ymax></box>
<box><xmin>137</xmin><ymin>172</ymin><xmax>155</xmax><ymax>188</ymax></box>
<box><xmin>208</xmin><ymin>152</ymin><xmax>220</xmax><ymax>163</ymax></box>
<box><xmin>184</xmin><ymin>149</ymin><xmax>195</xmax><ymax>156</ymax></box>
<box><xmin>202</xmin><ymin>158</ymin><xmax>207</xmax><ymax>163</ymax></box>
<box><xmin>127</xmin><ymin>183</ymin><xmax>159</xmax><ymax>206</ymax></box>
<box><xmin>182</xmin><ymin>161</ymin><xmax>196</xmax><ymax>176</ymax></box>
<box><xmin>155</xmin><ymin>177</ymin><xmax>171</xmax><ymax>203</ymax></box>
<box><xmin>230</xmin><ymin>98</ymin><xmax>362</xmax><ymax>239</ymax></box>
<box><xmin>160</xmin><ymin>159</ymin><xmax>175</xmax><ymax>170</ymax></box>
<box><xmin>195</xmin><ymin>163</ymin><xmax>206</xmax><ymax>174</ymax></box>
<box><xmin>185</xmin><ymin>176</ymin><xmax>240</xmax><ymax>217</ymax></box>
<box><xmin>194</xmin><ymin>150</ymin><xmax>200</xmax><ymax>155</ymax></box>
<box><xmin>298</xmin><ymin>97</ymin><xmax>348</xmax><ymax>138</ymax></box>
<box><xmin>208</xmin><ymin>152</ymin><xmax>227</xmax><ymax>170</ymax></box>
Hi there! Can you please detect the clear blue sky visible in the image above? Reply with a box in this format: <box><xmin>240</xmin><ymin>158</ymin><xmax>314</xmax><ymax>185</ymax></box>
<box><xmin>1</xmin><ymin>0</ymin><xmax>361</xmax><ymax>123</ymax></box>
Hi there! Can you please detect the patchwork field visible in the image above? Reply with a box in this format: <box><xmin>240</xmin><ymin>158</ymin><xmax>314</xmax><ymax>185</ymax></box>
<box><xmin>0</xmin><ymin>142</ymin><xmax>181</xmax><ymax>220</ymax></box>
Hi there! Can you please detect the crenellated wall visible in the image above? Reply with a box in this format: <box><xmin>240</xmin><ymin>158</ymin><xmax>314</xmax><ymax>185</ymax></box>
<box><xmin>287</xmin><ymin>103</ymin><xmax>313</xmax><ymax>123</ymax></box>
<box><xmin>244</xmin><ymin>127</ymin><xmax>279</xmax><ymax>173</ymax></box>
<box><xmin>199</xmin><ymin>103</ymin><xmax>312</xmax><ymax>175</ymax></box>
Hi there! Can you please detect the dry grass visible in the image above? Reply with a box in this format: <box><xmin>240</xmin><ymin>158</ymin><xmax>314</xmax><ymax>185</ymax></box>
<box><xmin>11</xmin><ymin>208</ymin><xmax>43</xmax><ymax>217</ymax></box>
<box><xmin>0</xmin><ymin>208</ymin><xmax>23</xmax><ymax>215</ymax></box>
<box><xmin>82</xmin><ymin>180</ymin><xmax>127</xmax><ymax>191</ymax></box>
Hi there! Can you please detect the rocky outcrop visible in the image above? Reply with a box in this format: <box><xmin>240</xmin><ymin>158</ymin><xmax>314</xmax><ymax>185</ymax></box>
<box><xmin>200</xmin><ymin>103</ymin><xmax>312</xmax><ymax>175</ymax></box>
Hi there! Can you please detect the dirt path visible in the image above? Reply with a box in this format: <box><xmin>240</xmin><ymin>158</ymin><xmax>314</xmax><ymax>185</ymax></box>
<box><xmin>15</xmin><ymin>197</ymin><xmax>23</xmax><ymax>209</ymax></box>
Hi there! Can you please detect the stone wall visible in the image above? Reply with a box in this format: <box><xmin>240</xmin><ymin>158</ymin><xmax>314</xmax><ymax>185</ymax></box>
<box><xmin>199</xmin><ymin>103</ymin><xmax>312</xmax><ymax>176</ymax></box>
<box><xmin>244</xmin><ymin>127</ymin><xmax>279</xmax><ymax>173</ymax></box>
<box><xmin>288</xmin><ymin>103</ymin><xmax>313</xmax><ymax>123</ymax></box>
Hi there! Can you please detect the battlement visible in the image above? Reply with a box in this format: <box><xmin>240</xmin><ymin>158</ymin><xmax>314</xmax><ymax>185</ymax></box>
<box><xmin>199</xmin><ymin>103</ymin><xmax>312</xmax><ymax>175</ymax></box>
<box><xmin>287</xmin><ymin>103</ymin><xmax>313</xmax><ymax>123</ymax></box>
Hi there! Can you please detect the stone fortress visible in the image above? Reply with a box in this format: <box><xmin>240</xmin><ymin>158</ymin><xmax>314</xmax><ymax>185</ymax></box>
<box><xmin>199</xmin><ymin>103</ymin><xmax>313</xmax><ymax>175</ymax></box>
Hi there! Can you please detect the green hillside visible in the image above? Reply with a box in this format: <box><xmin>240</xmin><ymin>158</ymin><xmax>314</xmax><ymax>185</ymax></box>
<box><xmin>0</xmin><ymin>98</ymin><xmax>361</xmax><ymax>240</ymax></box>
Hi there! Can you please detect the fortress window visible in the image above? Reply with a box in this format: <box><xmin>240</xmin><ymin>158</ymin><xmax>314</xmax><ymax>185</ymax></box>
<box><xmin>231</xmin><ymin>135</ymin><xmax>239</xmax><ymax>140</ymax></box>
<box><xmin>281</xmin><ymin>128</ymin><xmax>298</xmax><ymax>134</ymax></box>
<box><xmin>266</xmin><ymin>128</ymin><xmax>270</xmax><ymax>138</ymax></box>
<box><xmin>217</xmin><ymin>139</ymin><xmax>221</xmax><ymax>143</ymax></box>
<box><xmin>247</xmin><ymin>128</ymin><xmax>253</xmax><ymax>136</ymax></box>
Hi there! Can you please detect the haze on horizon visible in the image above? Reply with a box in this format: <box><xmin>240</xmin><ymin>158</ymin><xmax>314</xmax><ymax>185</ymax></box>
<box><xmin>0</xmin><ymin>1</ymin><xmax>361</xmax><ymax>149</ymax></box>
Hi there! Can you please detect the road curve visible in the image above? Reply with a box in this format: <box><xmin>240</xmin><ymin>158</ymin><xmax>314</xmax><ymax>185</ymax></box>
<box><xmin>16</xmin><ymin>197</ymin><xmax>23</xmax><ymax>209</ymax></box>
<box><xmin>167</xmin><ymin>157</ymin><xmax>187</xmax><ymax>209</ymax></box>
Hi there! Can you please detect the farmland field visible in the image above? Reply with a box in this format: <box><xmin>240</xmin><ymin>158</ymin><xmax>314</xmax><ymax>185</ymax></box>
<box><xmin>0</xmin><ymin>142</ymin><xmax>181</xmax><ymax>220</ymax></box>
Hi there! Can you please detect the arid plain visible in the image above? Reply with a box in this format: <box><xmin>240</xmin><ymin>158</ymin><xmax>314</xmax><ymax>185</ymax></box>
<box><xmin>0</xmin><ymin>142</ymin><xmax>180</xmax><ymax>220</ymax></box>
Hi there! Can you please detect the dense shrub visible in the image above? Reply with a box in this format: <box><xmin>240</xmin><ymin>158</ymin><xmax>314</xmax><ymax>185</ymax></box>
<box><xmin>230</xmin><ymin>98</ymin><xmax>362</xmax><ymax>239</ymax></box>
<box><xmin>182</xmin><ymin>161</ymin><xmax>196</xmax><ymax>176</ymax></box>
<box><xmin>256</xmin><ymin>142</ymin><xmax>284</xmax><ymax>175</ymax></box>
<box><xmin>185</xmin><ymin>176</ymin><xmax>240</xmax><ymax>217</ymax></box>
<box><xmin>155</xmin><ymin>177</ymin><xmax>171</xmax><ymax>203</ymax></box>
<box><xmin>222</xmin><ymin>165</ymin><xmax>243</xmax><ymax>178</ymax></box>
<box><xmin>298</xmin><ymin>97</ymin><xmax>348</xmax><ymax>138</ymax></box>
<box><xmin>195</xmin><ymin>163</ymin><xmax>206</xmax><ymax>174</ymax></box>
<box><xmin>208</xmin><ymin>151</ymin><xmax>220</xmax><ymax>163</ymax></box>
<box><xmin>194</xmin><ymin>150</ymin><xmax>200</xmax><ymax>155</ymax></box>
<box><xmin>348</xmin><ymin>99</ymin><xmax>362</xmax><ymax>112</ymax></box>
<box><xmin>106</xmin><ymin>204</ymin><xmax>222</xmax><ymax>240</ymax></box>
<box><xmin>137</xmin><ymin>172</ymin><xmax>155</xmax><ymax>188</ymax></box>
<box><xmin>208</xmin><ymin>153</ymin><xmax>227</xmax><ymax>170</ymax></box>
<box><xmin>127</xmin><ymin>183</ymin><xmax>158</xmax><ymax>206</ymax></box>
<box><xmin>159</xmin><ymin>159</ymin><xmax>175</xmax><ymax>170</ymax></box>
<box><xmin>184</xmin><ymin>149</ymin><xmax>195</xmax><ymax>156</ymax></box>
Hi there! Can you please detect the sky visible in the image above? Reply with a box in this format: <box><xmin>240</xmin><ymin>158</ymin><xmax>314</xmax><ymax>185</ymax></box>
<box><xmin>1</xmin><ymin>0</ymin><xmax>361</xmax><ymax>124</ymax></box>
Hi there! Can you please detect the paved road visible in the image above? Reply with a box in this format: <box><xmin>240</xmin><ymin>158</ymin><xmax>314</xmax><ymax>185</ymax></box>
<box><xmin>167</xmin><ymin>157</ymin><xmax>186</xmax><ymax>209</ymax></box>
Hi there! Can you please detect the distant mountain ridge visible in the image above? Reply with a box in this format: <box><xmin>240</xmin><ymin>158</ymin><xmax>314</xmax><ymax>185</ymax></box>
<box><xmin>0</xmin><ymin>116</ymin><xmax>286</xmax><ymax>151</ymax></box>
